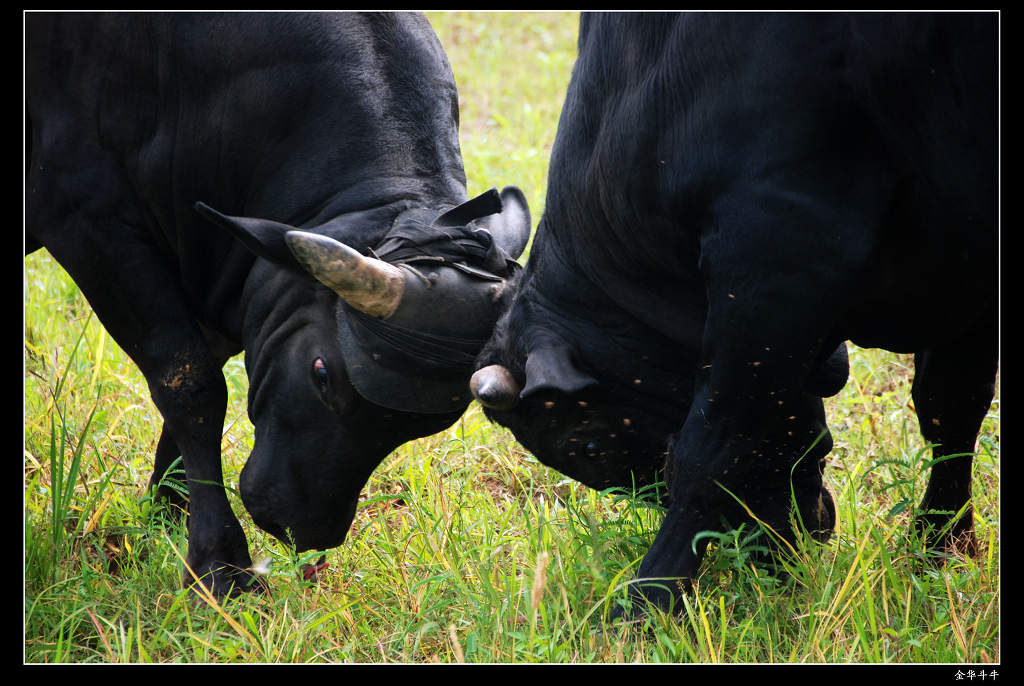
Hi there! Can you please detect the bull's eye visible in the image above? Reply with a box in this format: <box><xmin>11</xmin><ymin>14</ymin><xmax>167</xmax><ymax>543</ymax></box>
<box><xmin>585</xmin><ymin>440</ymin><xmax>599</xmax><ymax>458</ymax></box>
<box><xmin>312</xmin><ymin>357</ymin><xmax>329</xmax><ymax>393</ymax></box>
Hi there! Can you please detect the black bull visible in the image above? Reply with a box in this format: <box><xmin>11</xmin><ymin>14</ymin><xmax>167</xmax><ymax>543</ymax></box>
<box><xmin>472</xmin><ymin>12</ymin><xmax>998</xmax><ymax>616</ymax></box>
<box><xmin>26</xmin><ymin>12</ymin><xmax>532</xmax><ymax>596</ymax></box>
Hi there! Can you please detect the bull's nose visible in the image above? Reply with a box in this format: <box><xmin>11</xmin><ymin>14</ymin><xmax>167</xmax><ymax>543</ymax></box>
<box><xmin>240</xmin><ymin>453</ymin><xmax>360</xmax><ymax>553</ymax></box>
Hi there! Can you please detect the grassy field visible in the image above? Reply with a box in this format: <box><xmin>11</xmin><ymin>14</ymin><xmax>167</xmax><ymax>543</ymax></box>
<box><xmin>24</xmin><ymin>12</ymin><xmax>999</xmax><ymax>664</ymax></box>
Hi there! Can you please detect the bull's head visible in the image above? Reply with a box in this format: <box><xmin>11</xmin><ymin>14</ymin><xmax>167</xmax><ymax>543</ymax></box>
<box><xmin>196</xmin><ymin>188</ymin><xmax>530</xmax><ymax>552</ymax></box>
<box><xmin>467</xmin><ymin>264</ymin><xmax>692</xmax><ymax>500</ymax></box>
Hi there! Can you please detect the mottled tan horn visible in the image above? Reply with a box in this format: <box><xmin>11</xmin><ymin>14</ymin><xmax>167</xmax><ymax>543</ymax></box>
<box><xmin>470</xmin><ymin>364</ymin><xmax>521</xmax><ymax>410</ymax></box>
<box><xmin>285</xmin><ymin>231</ymin><xmax>405</xmax><ymax>318</ymax></box>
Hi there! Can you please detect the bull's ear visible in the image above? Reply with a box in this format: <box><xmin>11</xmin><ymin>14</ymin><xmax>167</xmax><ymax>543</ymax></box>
<box><xmin>521</xmin><ymin>345</ymin><xmax>598</xmax><ymax>399</ymax></box>
<box><xmin>195</xmin><ymin>202</ymin><xmax>297</xmax><ymax>265</ymax></box>
<box><xmin>196</xmin><ymin>202</ymin><xmax>370</xmax><ymax>268</ymax></box>
<box><xmin>488</xmin><ymin>186</ymin><xmax>531</xmax><ymax>260</ymax></box>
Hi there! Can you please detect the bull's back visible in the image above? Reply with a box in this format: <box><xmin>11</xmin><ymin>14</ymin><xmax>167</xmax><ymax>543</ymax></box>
<box><xmin>27</xmin><ymin>12</ymin><xmax>455</xmax><ymax>227</ymax></box>
<box><xmin>552</xmin><ymin>13</ymin><xmax>997</xmax><ymax>348</ymax></box>
<box><xmin>27</xmin><ymin>12</ymin><xmax>463</xmax><ymax>327</ymax></box>
<box><xmin>565</xmin><ymin>12</ymin><xmax>996</xmax><ymax>225</ymax></box>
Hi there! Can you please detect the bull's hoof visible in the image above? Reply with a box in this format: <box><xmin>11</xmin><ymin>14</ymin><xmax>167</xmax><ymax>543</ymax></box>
<box><xmin>797</xmin><ymin>485</ymin><xmax>836</xmax><ymax>543</ymax></box>
<box><xmin>184</xmin><ymin>562</ymin><xmax>268</xmax><ymax>599</ymax></box>
<box><xmin>608</xmin><ymin>576</ymin><xmax>689</xmax><ymax>624</ymax></box>
<box><xmin>607</xmin><ymin>601</ymin><xmax>647</xmax><ymax>626</ymax></box>
<box><xmin>912</xmin><ymin>511</ymin><xmax>979</xmax><ymax>560</ymax></box>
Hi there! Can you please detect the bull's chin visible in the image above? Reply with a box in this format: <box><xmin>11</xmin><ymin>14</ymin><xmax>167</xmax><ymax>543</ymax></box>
<box><xmin>254</xmin><ymin>518</ymin><xmax>349</xmax><ymax>553</ymax></box>
<box><xmin>292</xmin><ymin>531</ymin><xmax>348</xmax><ymax>554</ymax></box>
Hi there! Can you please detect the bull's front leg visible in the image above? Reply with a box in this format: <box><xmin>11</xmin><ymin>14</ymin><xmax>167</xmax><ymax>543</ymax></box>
<box><xmin>621</xmin><ymin>383</ymin><xmax>835</xmax><ymax>617</ymax></box>
<box><xmin>911</xmin><ymin>333</ymin><xmax>998</xmax><ymax>558</ymax></box>
<box><xmin>147</xmin><ymin>349</ymin><xmax>260</xmax><ymax>597</ymax></box>
<box><xmin>32</xmin><ymin>159</ymin><xmax>259</xmax><ymax>599</ymax></box>
<box><xmin>618</xmin><ymin>191</ymin><xmax>858</xmax><ymax>619</ymax></box>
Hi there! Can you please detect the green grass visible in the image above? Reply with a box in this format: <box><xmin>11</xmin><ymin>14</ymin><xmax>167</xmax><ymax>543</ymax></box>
<box><xmin>24</xmin><ymin>12</ymin><xmax>998</xmax><ymax>663</ymax></box>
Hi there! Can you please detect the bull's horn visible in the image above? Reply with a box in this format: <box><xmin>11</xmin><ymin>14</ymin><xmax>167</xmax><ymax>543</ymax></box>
<box><xmin>285</xmin><ymin>231</ymin><xmax>405</xmax><ymax>319</ymax></box>
<box><xmin>470</xmin><ymin>364</ymin><xmax>521</xmax><ymax>410</ymax></box>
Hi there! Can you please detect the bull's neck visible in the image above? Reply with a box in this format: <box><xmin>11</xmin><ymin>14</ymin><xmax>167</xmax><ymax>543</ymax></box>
<box><xmin>523</xmin><ymin>230</ymin><xmax>702</xmax><ymax>405</ymax></box>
